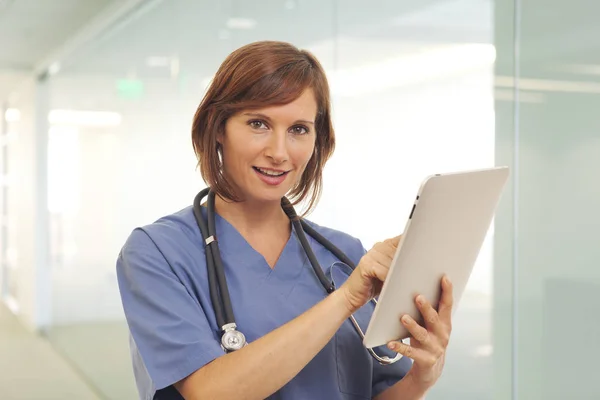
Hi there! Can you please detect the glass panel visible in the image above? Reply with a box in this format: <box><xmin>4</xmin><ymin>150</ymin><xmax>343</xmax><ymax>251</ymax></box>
<box><xmin>44</xmin><ymin>1</ymin><xmax>336</xmax><ymax>398</ymax></box>
<box><xmin>45</xmin><ymin>1</ymin><xmax>202</xmax><ymax>397</ymax></box>
<box><xmin>493</xmin><ymin>0</ymin><xmax>517</xmax><ymax>399</ymax></box>
<box><xmin>335</xmin><ymin>2</ymin><xmax>496</xmax><ymax>399</ymax></box>
<box><xmin>45</xmin><ymin>0</ymin><xmax>496</xmax><ymax>398</ymax></box>
<box><xmin>515</xmin><ymin>0</ymin><xmax>600</xmax><ymax>398</ymax></box>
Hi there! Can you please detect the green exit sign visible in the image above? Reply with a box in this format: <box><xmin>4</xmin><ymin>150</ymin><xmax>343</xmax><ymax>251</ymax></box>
<box><xmin>117</xmin><ymin>79</ymin><xmax>144</xmax><ymax>99</ymax></box>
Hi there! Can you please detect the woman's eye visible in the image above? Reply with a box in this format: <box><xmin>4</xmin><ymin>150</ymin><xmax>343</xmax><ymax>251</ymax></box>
<box><xmin>290</xmin><ymin>125</ymin><xmax>309</xmax><ymax>135</ymax></box>
<box><xmin>249</xmin><ymin>120</ymin><xmax>267</xmax><ymax>130</ymax></box>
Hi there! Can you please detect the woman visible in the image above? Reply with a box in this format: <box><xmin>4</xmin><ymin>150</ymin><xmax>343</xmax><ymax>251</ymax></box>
<box><xmin>117</xmin><ymin>40</ymin><xmax>453</xmax><ymax>400</ymax></box>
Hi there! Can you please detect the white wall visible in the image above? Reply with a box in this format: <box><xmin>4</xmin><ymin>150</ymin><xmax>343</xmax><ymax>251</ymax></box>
<box><xmin>4</xmin><ymin>79</ymin><xmax>51</xmax><ymax>332</ymax></box>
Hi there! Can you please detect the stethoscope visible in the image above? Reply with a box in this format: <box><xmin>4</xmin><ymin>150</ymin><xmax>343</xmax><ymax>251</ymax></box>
<box><xmin>192</xmin><ymin>187</ymin><xmax>402</xmax><ymax>365</ymax></box>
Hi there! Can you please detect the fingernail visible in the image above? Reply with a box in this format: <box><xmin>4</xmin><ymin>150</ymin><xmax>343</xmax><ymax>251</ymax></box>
<box><xmin>416</xmin><ymin>295</ymin><xmax>424</xmax><ymax>305</ymax></box>
<box><xmin>401</xmin><ymin>315</ymin><xmax>411</xmax><ymax>325</ymax></box>
<box><xmin>388</xmin><ymin>342</ymin><xmax>397</xmax><ymax>351</ymax></box>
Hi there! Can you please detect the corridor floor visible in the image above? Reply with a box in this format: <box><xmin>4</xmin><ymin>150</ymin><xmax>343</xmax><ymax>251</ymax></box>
<box><xmin>0</xmin><ymin>304</ymin><xmax>100</xmax><ymax>400</ymax></box>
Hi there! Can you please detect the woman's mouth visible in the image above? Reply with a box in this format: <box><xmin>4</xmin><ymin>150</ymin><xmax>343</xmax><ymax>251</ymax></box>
<box><xmin>253</xmin><ymin>167</ymin><xmax>288</xmax><ymax>176</ymax></box>
<box><xmin>252</xmin><ymin>167</ymin><xmax>290</xmax><ymax>185</ymax></box>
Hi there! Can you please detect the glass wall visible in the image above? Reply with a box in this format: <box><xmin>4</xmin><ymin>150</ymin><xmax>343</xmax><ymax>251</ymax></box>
<box><xmin>495</xmin><ymin>0</ymin><xmax>600</xmax><ymax>399</ymax></box>
<box><xmin>4</xmin><ymin>0</ymin><xmax>599</xmax><ymax>398</ymax></box>
<box><xmin>33</xmin><ymin>0</ymin><xmax>496</xmax><ymax>398</ymax></box>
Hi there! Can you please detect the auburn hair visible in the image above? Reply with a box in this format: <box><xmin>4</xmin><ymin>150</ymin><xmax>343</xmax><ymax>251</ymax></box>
<box><xmin>191</xmin><ymin>40</ymin><xmax>335</xmax><ymax>216</ymax></box>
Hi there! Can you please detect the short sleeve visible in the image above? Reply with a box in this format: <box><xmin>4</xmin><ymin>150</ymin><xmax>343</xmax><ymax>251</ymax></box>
<box><xmin>116</xmin><ymin>228</ymin><xmax>224</xmax><ymax>390</ymax></box>
<box><xmin>371</xmin><ymin>348</ymin><xmax>413</xmax><ymax>397</ymax></box>
<box><xmin>348</xmin><ymin>237</ymin><xmax>367</xmax><ymax>266</ymax></box>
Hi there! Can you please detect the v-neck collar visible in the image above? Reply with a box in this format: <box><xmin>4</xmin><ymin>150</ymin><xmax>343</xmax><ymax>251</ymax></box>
<box><xmin>200</xmin><ymin>205</ymin><xmax>306</xmax><ymax>275</ymax></box>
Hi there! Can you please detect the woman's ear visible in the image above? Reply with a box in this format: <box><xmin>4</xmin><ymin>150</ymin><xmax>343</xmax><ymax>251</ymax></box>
<box><xmin>216</xmin><ymin>130</ymin><xmax>224</xmax><ymax>160</ymax></box>
<box><xmin>216</xmin><ymin>125</ymin><xmax>225</xmax><ymax>145</ymax></box>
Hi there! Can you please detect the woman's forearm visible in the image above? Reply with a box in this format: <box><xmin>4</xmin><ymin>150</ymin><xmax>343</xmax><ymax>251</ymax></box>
<box><xmin>374</xmin><ymin>372</ymin><xmax>428</xmax><ymax>400</ymax></box>
<box><xmin>175</xmin><ymin>289</ymin><xmax>353</xmax><ymax>399</ymax></box>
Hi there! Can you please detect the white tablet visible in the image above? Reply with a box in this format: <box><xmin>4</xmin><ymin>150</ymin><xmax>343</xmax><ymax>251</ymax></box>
<box><xmin>362</xmin><ymin>166</ymin><xmax>509</xmax><ymax>349</ymax></box>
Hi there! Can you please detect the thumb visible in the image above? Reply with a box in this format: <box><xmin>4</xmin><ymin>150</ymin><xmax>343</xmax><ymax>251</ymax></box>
<box><xmin>385</xmin><ymin>234</ymin><xmax>403</xmax><ymax>248</ymax></box>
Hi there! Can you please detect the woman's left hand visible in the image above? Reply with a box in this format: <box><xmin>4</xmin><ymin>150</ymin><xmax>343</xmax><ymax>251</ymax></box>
<box><xmin>386</xmin><ymin>276</ymin><xmax>454</xmax><ymax>391</ymax></box>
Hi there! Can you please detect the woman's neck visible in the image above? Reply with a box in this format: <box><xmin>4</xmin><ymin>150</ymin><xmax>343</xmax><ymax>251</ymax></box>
<box><xmin>214</xmin><ymin>195</ymin><xmax>290</xmax><ymax>238</ymax></box>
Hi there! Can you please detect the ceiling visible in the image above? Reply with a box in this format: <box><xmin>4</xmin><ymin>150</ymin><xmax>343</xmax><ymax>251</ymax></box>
<box><xmin>0</xmin><ymin>0</ymin><xmax>120</xmax><ymax>101</ymax></box>
<box><xmin>56</xmin><ymin>0</ymin><xmax>492</xmax><ymax>78</ymax></box>
<box><xmin>1</xmin><ymin>0</ymin><xmax>599</xmax><ymax>106</ymax></box>
<box><xmin>0</xmin><ymin>0</ymin><xmax>494</xmax><ymax>110</ymax></box>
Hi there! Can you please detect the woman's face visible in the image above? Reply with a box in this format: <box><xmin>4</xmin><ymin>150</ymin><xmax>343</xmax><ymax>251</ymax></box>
<box><xmin>220</xmin><ymin>88</ymin><xmax>318</xmax><ymax>204</ymax></box>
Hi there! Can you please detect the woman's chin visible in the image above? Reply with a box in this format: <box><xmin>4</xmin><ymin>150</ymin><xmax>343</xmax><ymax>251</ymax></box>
<box><xmin>248</xmin><ymin>187</ymin><xmax>291</xmax><ymax>203</ymax></box>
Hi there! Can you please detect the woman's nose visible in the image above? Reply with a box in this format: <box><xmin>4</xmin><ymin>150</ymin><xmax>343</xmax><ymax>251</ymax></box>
<box><xmin>265</xmin><ymin>132</ymin><xmax>289</xmax><ymax>163</ymax></box>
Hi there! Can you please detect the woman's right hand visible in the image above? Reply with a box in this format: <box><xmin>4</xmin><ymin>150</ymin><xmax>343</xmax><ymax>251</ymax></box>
<box><xmin>339</xmin><ymin>235</ymin><xmax>402</xmax><ymax>313</ymax></box>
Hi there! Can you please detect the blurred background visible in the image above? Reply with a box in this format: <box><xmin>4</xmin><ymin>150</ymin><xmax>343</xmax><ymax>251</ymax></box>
<box><xmin>0</xmin><ymin>0</ymin><xmax>598</xmax><ymax>399</ymax></box>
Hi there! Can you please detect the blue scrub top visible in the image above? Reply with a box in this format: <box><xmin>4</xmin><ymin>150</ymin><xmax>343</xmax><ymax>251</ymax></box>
<box><xmin>116</xmin><ymin>205</ymin><xmax>412</xmax><ymax>400</ymax></box>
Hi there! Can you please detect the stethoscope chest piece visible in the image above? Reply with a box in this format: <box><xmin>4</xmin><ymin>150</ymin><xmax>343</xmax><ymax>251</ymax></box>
<box><xmin>221</xmin><ymin>323</ymin><xmax>246</xmax><ymax>352</ymax></box>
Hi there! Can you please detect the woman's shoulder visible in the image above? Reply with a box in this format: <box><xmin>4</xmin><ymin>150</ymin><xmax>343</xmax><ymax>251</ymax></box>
<box><xmin>302</xmin><ymin>219</ymin><xmax>359</xmax><ymax>242</ymax></box>
<box><xmin>120</xmin><ymin>205</ymin><xmax>202</xmax><ymax>260</ymax></box>
<box><xmin>301</xmin><ymin>219</ymin><xmax>366</xmax><ymax>261</ymax></box>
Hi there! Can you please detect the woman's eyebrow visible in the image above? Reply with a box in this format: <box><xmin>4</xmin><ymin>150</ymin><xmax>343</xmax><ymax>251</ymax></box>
<box><xmin>243</xmin><ymin>112</ymin><xmax>314</xmax><ymax>125</ymax></box>
<box><xmin>296</xmin><ymin>119</ymin><xmax>315</xmax><ymax>126</ymax></box>
<box><xmin>243</xmin><ymin>112</ymin><xmax>271</xmax><ymax>121</ymax></box>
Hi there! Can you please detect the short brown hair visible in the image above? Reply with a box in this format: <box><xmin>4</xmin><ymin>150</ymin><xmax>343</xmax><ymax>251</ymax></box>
<box><xmin>191</xmin><ymin>40</ymin><xmax>335</xmax><ymax>216</ymax></box>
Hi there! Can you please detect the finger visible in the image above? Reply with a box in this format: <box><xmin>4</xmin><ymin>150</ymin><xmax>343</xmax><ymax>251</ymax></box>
<box><xmin>373</xmin><ymin>239</ymin><xmax>399</xmax><ymax>261</ymax></box>
<box><xmin>383</xmin><ymin>234</ymin><xmax>402</xmax><ymax>249</ymax></box>
<box><xmin>370</xmin><ymin>262</ymin><xmax>389</xmax><ymax>283</ymax></box>
<box><xmin>415</xmin><ymin>295</ymin><xmax>441</xmax><ymax>332</ymax></box>
<box><xmin>387</xmin><ymin>340</ymin><xmax>438</xmax><ymax>368</ymax></box>
<box><xmin>437</xmin><ymin>275</ymin><xmax>454</xmax><ymax>324</ymax></box>
<box><xmin>369</xmin><ymin>244</ymin><xmax>395</xmax><ymax>266</ymax></box>
<box><xmin>359</xmin><ymin>255</ymin><xmax>388</xmax><ymax>280</ymax></box>
<box><xmin>357</xmin><ymin>253</ymin><xmax>391</xmax><ymax>286</ymax></box>
<box><xmin>400</xmin><ymin>315</ymin><xmax>432</xmax><ymax>349</ymax></box>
